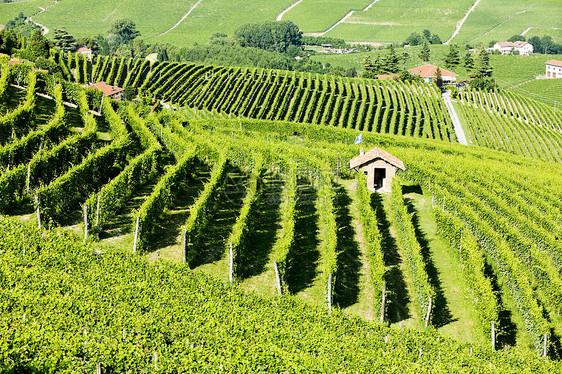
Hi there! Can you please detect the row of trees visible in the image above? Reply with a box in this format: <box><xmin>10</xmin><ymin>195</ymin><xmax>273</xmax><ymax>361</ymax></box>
<box><xmin>405</xmin><ymin>29</ymin><xmax>442</xmax><ymax>46</ymax></box>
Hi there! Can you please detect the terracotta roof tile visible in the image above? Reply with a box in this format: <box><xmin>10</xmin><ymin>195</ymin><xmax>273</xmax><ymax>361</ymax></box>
<box><xmin>376</xmin><ymin>74</ymin><xmax>398</xmax><ymax>80</ymax></box>
<box><xmin>545</xmin><ymin>60</ymin><xmax>562</xmax><ymax>67</ymax></box>
<box><xmin>76</xmin><ymin>46</ymin><xmax>92</xmax><ymax>53</ymax></box>
<box><xmin>408</xmin><ymin>64</ymin><xmax>458</xmax><ymax>78</ymax></box>
<box><xmin>88</xmin><ymin>81</ymin><xmax>124</xmax><ymax>97</ymax></box>
<box><xmin>349</xmin><ymin>147</ymin><xmax>405</xmax><ymax>170</ymax></box>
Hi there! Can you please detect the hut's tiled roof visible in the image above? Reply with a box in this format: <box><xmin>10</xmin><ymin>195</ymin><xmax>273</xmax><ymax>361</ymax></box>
<box><xmin>88</xmin><ymin>81</ymin><xmax>124</xmax><ymax>97</ymax></box>
<box><xmin>349</xmin><ymin>147</ymin><xmax>405</xmax><ymax>170</ymax></box>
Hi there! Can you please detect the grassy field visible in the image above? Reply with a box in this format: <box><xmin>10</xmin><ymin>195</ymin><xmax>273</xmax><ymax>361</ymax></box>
<box><xmin>281</xmin><ymin>0</ymin><xmax>372</xmax><ymax>34</ymax></box>
<box><xmin>327</xmin><ymin>0</ymin><xmax>474</xmax><ymax>43</ymax></box>
<box><xmin>3</xmin><ymin>0</ymin><xmax>561</xmax><ymax>47</ymax></box>
<box><xmin>33</xmin><ymin>0</ymin><xmax>196</xmax><ymax>39</ymax></box>
<box><xmin>452</xmin><ymin>0</ymin><xmax>562</xmax><ymax>44</ymax></box>
<box><xmin>152</xmin><ymin>0</ymin><xmax>294</xmax><ymax>46</ymax></box>
<box><xmin>0</xmin><ymin>0</ymin><xmax>53</xmax><ymax>26</ymax></box>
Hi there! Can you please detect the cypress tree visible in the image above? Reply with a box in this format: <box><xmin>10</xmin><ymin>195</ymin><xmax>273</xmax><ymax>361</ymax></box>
<box><xmin>444</xmin><ymin>44</ymin><xmax>460</xmax><ymax>69</ymax></box>
<box><xmin>419</xmin><ymin>42</ymin><xmax>430</xmax><ymax>63</ymax></box>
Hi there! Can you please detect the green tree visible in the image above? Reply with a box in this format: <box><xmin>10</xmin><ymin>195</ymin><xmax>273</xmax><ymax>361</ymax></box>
<box><xmin>53</xmin><ymin>27</ymin><xmax>76</xmax><ymax>52</ymax></box>
<box><xmin>463</xmin><ymin>51</ymin><xmax>474</xmax><ymax>70</ymax></box>
<box><xmin>422</xmin><ymin>29</ymin><xmax>431</xmax><ymax>41</ymax></box>
<box><xmin>26</xmin><ymin>29</ymin><xmax>51</xmax><ymax>59</ymax></box>
<box><xmin>444</xmin><ymin>44</ymin><xmax>460</xmax><ymax>69</ymax></box>
<box><xmin>419</xmin><ymin>41</ymin><xmax>430</xmax><ymax>63</ymax></box>
<box><xmin>0</xmin><ymin>29</ymin><xmax>19</xmax><ymax>54</ymax></box>
<box><xmin>471</xmin><ymin>47</ymin><xmax>493</xmax><ymax>78</ymax></box>
<box><xmin>76</xmin><ymin>37</ymin><xmax>100</xmax><ymax>53</ymax></box>
<box><xmin>401</xmin><ymin>51</ymin><xmax>410</xmax><ymax>69</ymax></box>
<box><xmin>109</xmin><ymin>19</ymin><xmax>140</xmax><ymax>44</ymax></box>
<box><xmin>430</xmin><ymin>34</ymin><xmax>442</xmax><ymax>44</ymax></box>
<box><xmin>385</xmin><ymin>45</ymin><xmax>400</xmax><ymax>73</ymax></box>
<box><xmin>435</xmin><ymin>66</ymin><xmax>443</xmax><ymax>88</ymax></box>
<box><xmin>235</xmin><ymin>21</ymin><xmax>302</xmax><ymax>54</ymax></box>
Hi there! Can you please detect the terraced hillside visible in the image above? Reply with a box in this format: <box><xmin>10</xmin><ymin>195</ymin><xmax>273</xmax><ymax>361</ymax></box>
<box><xmin>79</xmin><ymin>53</ymin><xmax>456</xmax><ymax>141</ymax></box>
<box><xmin>3</xmin><ymin>64</ymin><xmax>562</xmax><ymax>368</ymax></box>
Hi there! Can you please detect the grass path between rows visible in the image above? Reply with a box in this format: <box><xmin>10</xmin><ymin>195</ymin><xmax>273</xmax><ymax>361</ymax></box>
<box><xmin>405</xmin><ymin>189</ymin><xmax>485</xmax><ymax>345</ymax></box>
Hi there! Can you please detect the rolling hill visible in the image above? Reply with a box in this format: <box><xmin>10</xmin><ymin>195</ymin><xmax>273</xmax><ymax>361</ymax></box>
<box><xmin>1</xmin><ymin>0</ymin><xmax>560</xmax><ymax>46</ymax></box>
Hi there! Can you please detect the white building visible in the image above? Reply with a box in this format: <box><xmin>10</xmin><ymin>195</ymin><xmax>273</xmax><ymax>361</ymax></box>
<box><xmin>545</xmin><ymin>60</ymin><xmax>562</xmax><ymax>78</ymax></box>
<box><xmin>493</xmin><ymin>41</ymin><xmax>534</xmax><ymax>56</ymax></box>
<box><xmin>76</xmin><ymin>46</ymin><xmax>92</xmax><ymax>58</ymax></box>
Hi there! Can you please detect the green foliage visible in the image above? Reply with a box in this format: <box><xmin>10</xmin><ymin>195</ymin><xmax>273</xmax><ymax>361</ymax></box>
<box><xmin>271</xmin><ymin>160</ymin><xmax>297</xmax><ymax>292</ymax></box>
<box><xmin>183</xmin><ymin>152</ymin><xmax>229</xmax><ymax>266</ymax></box>
<box><xmin>389</xmin><ymin>179</ymin><xmax>435</xmax><ymax>326</ymax></box>
<box><xmin>471</xmin><ymin>47</ymin><xmax>493</xmax><ymax>78</ymax></box>
<box><xmin>235</xmin><ymin>21</ymin><xmax>302</xmax><ymax>54</ymax></box>
<box><xmin>134</xmin><ymin>147</ymin><xmax>197</xmax><ymax>252</ymax></box>
<box><xmin>355</xmin><ymin>172</ymin><xmax>385</xmax><ymax>317</ymax></box>
<box><xmin>0</xmin><ymin>70</ymin><xmax>36</xmax><ymax>145</ymax></box>
<box><xmin>444</xmin><ymin>44</ymin><xmax>460</xmax><ymax>69</ymax></box>
<box><xmin>228</xmin><ymin>153</ymin><xmax>264</xmax><ymax>280</ymax></box>
<box><xmin>53</xmin><ymin>27</ymin><xmax>76</xmax><ymax>52</ymax></box>
<box><xmin>419</xmin><ymin>42</ymin><xmax>431</xmax><ymax>63</ymax></box>
<box><xmin>109</xmin><ymin>19</ymin><xmax>140</xmax><ymax>45</ymax></box>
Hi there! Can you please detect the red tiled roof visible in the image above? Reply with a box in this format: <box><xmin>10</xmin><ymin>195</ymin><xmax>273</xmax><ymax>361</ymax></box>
<box><xmin>408</xmin><ymin>64</ymin><xmax>458</xmax><ymax>78</ymax></box>
<box><xmin>349</xmin><ymin>147</ymin><xmax>405</xmax><ymax>170</ymax></box>
<box><xmin>545</xmin><ymin>60</ymin><xmax>562</xmax><ymax>67</ymax></box>
<box><xmin>8</xmin><ymin>60</ymin><xmax>23</xmax><ymax>66</ymax></box>
<box><xmin>76</xmin><ymin>46</ymin><xmax>92</xmax><ymax>53</ymax></box>
<box><xmin>88</xmin><ymin>81</ymin><xmax>124</xmax><ymax>97</ymax></box>
<box><xmin>496</xmin><ymin>41</ymin><xmax>530</xmax><ymax>48</ymax></box>
<box><xmin>376</xmin><ymin>74</ymin><xmax>398</xmax><ymax>80</ymax></box>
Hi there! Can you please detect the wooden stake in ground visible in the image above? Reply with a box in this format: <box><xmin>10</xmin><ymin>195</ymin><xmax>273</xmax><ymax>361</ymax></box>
<box><xmin>424</xmin><ymin>297</ymin><xmax>432</xmax><ymax>327</ymax></box>
<box><xmin>34</xmin><ymin>195</ymin><xmax>41</xmax><ymax>229</ymax></box>
<box><xmin>336</xmin><ymin>156</ymin><xmax>340</xmax><ymax>181</ymax></box>
<box><xmin>83</xmin><ymin>204</ymin><xmax>88</xmax><ymax>243</ymax></box>
<box><xmin>182</xmin><ymin>229</ymin><xmax>187</xmax><ymax>265</ymax></box>
<box><xmin>273</xmin><ymin>260</ymin><xmax>282</xmax><ymax>296</ymax></box>
<box><xmin>380</xmin><ymin>284</ymin><xmax>386</xmax><ymax>323</ymax></box>
<box><xmin>544</xmin><ymin>333</ymin><xmax>548</xmax><ymax>357</ymax></box>
<box><xmin>491</xmin><ymin>321</ymin><xmax>496</xmax><ymax>350</ymax></box>
<box><xmin>96</xmin><ymin>195</ymin><xmax>100</xmax><ymax>227</ymax></box>
<box><xmin>26</xmin><ymin>163</ymin><xmax>31</xmax><ymax>192</ymax></box>
<box><xmin>133</xmin><ymin>216</ymin><xmax>140</xmax><ymax>253</ymax></box>
<box><xmin>327</xmin><ymin>273</ymin><xmax>333</xmax><ymax>312</ymax></box>
<box><xmin>96</xmin><ymin>363</ymin><xmax>102</xmax><ymax>374</ymax></box>
<box><xmin>229</xmin><ymin>242</ymin><xmax>234</xmax><ymax>283</ymax></box>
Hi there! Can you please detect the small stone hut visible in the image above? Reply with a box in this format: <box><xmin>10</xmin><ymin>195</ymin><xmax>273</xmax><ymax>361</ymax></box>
<box><xmin>349</xmin><ymin>147</ymin><xmax>405</xmax><ymax>193</ymax></box>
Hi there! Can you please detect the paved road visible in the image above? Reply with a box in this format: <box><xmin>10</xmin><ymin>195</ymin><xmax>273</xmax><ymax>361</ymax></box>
<box><xmin>442</xmin><ymin>90</ymin><xmax>468</xmax><ymax>145</ymax></box>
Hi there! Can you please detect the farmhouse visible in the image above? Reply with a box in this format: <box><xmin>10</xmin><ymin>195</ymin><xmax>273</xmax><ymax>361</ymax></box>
<box><xmin>8</xmin><ymin>60</ymin><xmax>23</xmax><ymax>66</ymax></box>
<box><xmin>493</xmin><ymin>41</ymin><xmax>534</xmax><ymax>56</ymax></box>
<box><xmin>88</xmin><ymin>81</ymin><xmax>125</xmax><ymax>101</ymax></box>
<box><xmin>349</xmin><ymin>147</ymin><xmax>405</xmax><ymax>193</ymax></box>
<box><xmin>545</xmin><ymin>60</ymin><xmax>562</xmax><ymax>78</ymax></box>
<box><xmin>76</xmin><ymin>46</ymin><xmax>92</xmax><ymax>58</ymax></box>
<box><xmin>408</xmin><ymin>65</ymin><xmax>458</xmax><ymax>84</ymax></box>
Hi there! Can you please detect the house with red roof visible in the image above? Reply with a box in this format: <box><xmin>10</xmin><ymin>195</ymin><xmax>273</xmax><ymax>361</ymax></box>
<box><xmin>349</xmin><ymin>147</ymin><xmax>405</xmax><ymax>193</ymax></box>
<box><xmin>408</xmin><ymin>64</ymin><xmax>458</xmax><ymax>84</ymax></box>
<box><xmin>545</xmin><ymin>60</ymin><xmax>562</xmax><ymax>79</ymax></box>
<box><xmin>76</xmin><ymin>46</ymin><xmax>92</xmax><ymax>58</ymax></box>
<box><xmin>88</xmin><ymin>81</ymin><xmax>125</xmax><ymax>101</ymax></box>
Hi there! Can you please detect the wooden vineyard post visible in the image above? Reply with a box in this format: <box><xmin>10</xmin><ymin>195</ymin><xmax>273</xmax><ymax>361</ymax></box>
<box><xmin>544</xmin><ymin>333</ymin><xmax>548</xmax><ymax>357</ymax></box>
<box><xmin>96</xmin><ymin>363</ymin><xmax>102</xmax><ymax>374</ymax></box>
<box><xmin>83</xmin><ymin>204</ymin><xmax>88</xmax><ymax>243</ymax></box>
<box><xmin>273</xmin><ymin>260</ymin><xmax>282</xmax><ymax>296</ymax></box>
<box><xmin>229</xmin><ymin>242</ymin><xmax>234</xmax><ymax>284</ymax></box>
<box><xmin>133</xmin><ymin>216</ymin><xmax>140</xmax><ymax>253</ymax></box>
<box><xmin>336</xmin><ymin>156</ymin><xmax>340</xmax><ymax>181</ymax></box>
<box><xmin>95</xmin><ymin>195</ymin><xmax>100</xmax><ymax>227</ymax></box>
<box><xmin>182</xmin><ymin>229</ymin><xmax>187</xmax><ymax>265</ymax></box>
<box><xmin>26</xmin><ymin>163</ymin><xmax>31</xmax><ymax>193</ymax></box>
<box><xmin>327</xmin><ymin>273</ymin><xmax>333</xmax><ymax>313</ymax></box>
<box><xmin>34</xmin><ymin>195</ymin><xmax>41</xmax><ymax>229</ymax></box>
<box><xmin>424</xmin><ymin>297</ymin><xmax>432</xmax><ymax>327</ymax></box>
<box><xmin>491</xmin><ymin>321</ymin><xmax>496</xmax><ymax>350</ymax></box>
<box><xmin>380</xmin><ymin>284</ymin><xmax>386</xmax><ymax>323</ymax></box>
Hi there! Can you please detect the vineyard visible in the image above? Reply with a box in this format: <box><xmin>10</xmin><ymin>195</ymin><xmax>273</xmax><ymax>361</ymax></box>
<box><xmin>3</xmin><ymin>58</ymin><xmax>562</xmax><ymax>371</ymax></box>
<box><xmin>53</xmin><ymin>51</ymin><xmax>457</xmax><ymax>141</ymax></box>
